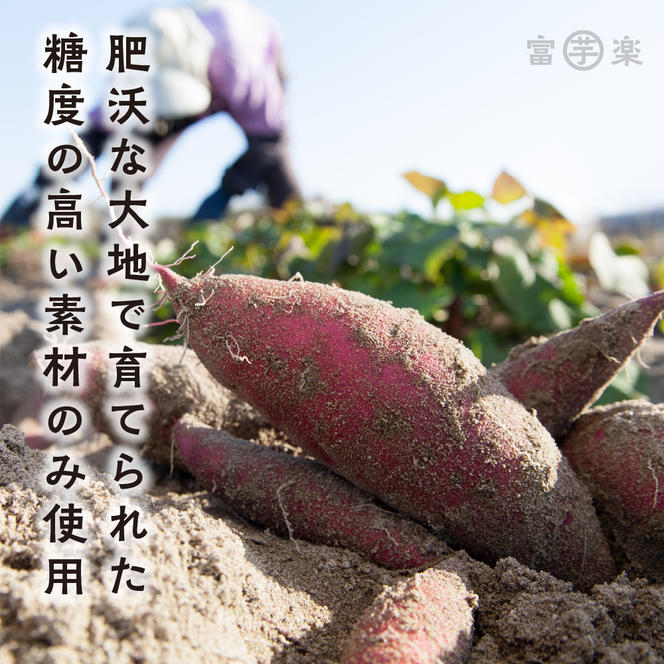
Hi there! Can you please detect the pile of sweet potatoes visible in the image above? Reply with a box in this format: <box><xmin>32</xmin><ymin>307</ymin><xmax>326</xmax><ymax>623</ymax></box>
<box><xmin>154</xmin><ymin>265</ymin><xmax>662</xmax><ymax>578</ymax></box>
<box><xmin>153</xmin><ymin>266</ymin><xmax>662</xmax><ymax>661</ymax></box>
<box><xmin>31</xmin><ymin>263</ymin><xmax>663</xmax><ymax>662</ymax></box>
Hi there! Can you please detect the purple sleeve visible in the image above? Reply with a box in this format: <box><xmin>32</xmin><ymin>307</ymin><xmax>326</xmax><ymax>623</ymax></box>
<box><xmin>197</xmin><ymin>4</ymin><xmax>287</xmax><ymax>137</ymax></box>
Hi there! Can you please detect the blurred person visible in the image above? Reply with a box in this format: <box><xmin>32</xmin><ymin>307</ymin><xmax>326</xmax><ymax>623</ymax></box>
<box><xmin>1</xmin><ymin>0</ymin><xmax>301</xmax><ymax>227</ymax></box>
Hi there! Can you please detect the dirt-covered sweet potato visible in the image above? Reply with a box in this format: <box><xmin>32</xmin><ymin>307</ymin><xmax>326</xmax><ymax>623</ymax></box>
<box><xmin>31</xmin><ymin>341</ymin><xmax>268</xmax><ymax>467</ymax></box>
<box><xmin>560</xmin><ymin>400</ymin><xmax>664</xmax><ymax>581</ymax></box>
<box><xmin>155</xmin><ymin>265</ymin><xmax>614</xmax><ymax>589</ymax></box>
<box><xmin>174</xmin><ymin>415</ymin><xmax>449</xmax><ymax>569</ymax></box>
<box><xmin>342</xmin><ymin>556</ymin><xmax>477</xmax><ymax>664</ymax></box>
<box><xmin>493</xmin><ymin>291</ymin><xmax>664</xmax><ymax>438</ymax></box>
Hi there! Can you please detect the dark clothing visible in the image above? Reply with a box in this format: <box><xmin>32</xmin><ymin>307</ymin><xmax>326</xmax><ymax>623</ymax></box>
<box><xmin>222</xmin><ymin>134</ymin><xmax>300</xmax><ymax>207</ymax></box>
<box><xmin>43</xmin><ymin>123</ymin><xmax>300</xmax><ymax>207</ymax></box>
<box><xmin>85</xmin><ymin>123</ymin><xmax>300</xmax><ymax>208</ymax></box>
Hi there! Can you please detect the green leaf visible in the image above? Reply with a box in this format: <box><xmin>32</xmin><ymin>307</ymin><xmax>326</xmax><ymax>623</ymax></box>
<box><xmin>488</xmin><ymin>237</ymin><xmax>573</xmax><ymax>332</ymax></box>
<box><xmin>447</xmin><ymin>190</ymin><xmax>485</xmax><ymax>211</ymax></box>
<box><xmin>547</xmin><ymin>298</ymin><xmax>573</xmax><ymax>329</ymax></box>
<box><xmin>491</xmin><ymin>237</ymin><xmax>536</xmax><ymax>285</ymax></box>
<box><xmin>533</xmin><ymin>197</ymin><xmax>566</xmax><ymax>220</ymax></box>
<box><xmin>466</xmin><ymin>328</ymin><xmax>508</xmax><ymax>366</ymax></box>
<box><xmin>532</xmin><ymin>251</ymin><xmax>560</xmax><ymax>285</ymax></box>
<box><xmin>556</xmin><ymin>259</ymin><xmax>586</xmax><ymax>306</ymax></box>
<box><xmin>345</xmin><ymin>273</ymin><xmax>382</xmax><ymax>297</ymax></box>
<box><xmin>614</xmin><ymin>242</ymin><xmax>641</xmax><ymax>256</ymax></box>
<box><xmin>482</xmin><ymin>221</ymin><xmax>537</xmax><ymax>249</ymax></box>
<box><xmin>382</xmin><ymin>282</ymin><xmax>454</xmax><ymax>318</ymax></box>
<box><xmin>654</xmin><ymin>258</ymin><xmax>664</xmax><ymax>290</ymax></box>
<box><xmin>488</xmin><ymin>243</ymin><xmax>538</xmax><ymax>325</ymax></box>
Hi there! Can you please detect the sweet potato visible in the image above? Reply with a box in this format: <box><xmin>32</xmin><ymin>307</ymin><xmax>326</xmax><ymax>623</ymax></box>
<box><xmin>30</xmin><ymin>341</ymin><xmax>267</xmax><ymax>467</ymax></box>
<box><xmin>560</xmin><ymin>400</ymin><xmax>664</xmax><ymax>581</ymax></box>
<box><xmin>155</xmin><ymin>265</ymin><xmax>614</xmax><ymax>589</ymax></box>
<box><xmin>174</xmin><ymin>415</ymin><xmax>449</xmax><ymax>569</ymax></box>
<box><xmin>341</xmin><ymin>556</ymin><xmax>477</xmax><ymax>664</ymax></box>
<box><xmin>493</xmin><ymin>291</ymin><xmax>664</xmax><ymax>438</ymax></box>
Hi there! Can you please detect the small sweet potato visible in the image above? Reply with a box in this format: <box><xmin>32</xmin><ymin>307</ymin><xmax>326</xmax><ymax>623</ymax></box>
<box><xmin>493</xmin><ymin>291</ymin><xmax>664</xmax><ymax>438</ymax></box>
<box><xmin>174</xmin><ymin>415</ymin><xmax>449</xmax><ymax>569</ymax></box>
<box><xmin>156</xmin><ymin>265</ymin><xmax>614</xmax><ymax>589</ymax></box>
<box><xmin>560</xmin><ymin>400</ymin><xmax>664</xmax><ymax>581</ymax></box>
<box><xmin>342</xmin><ymin>556</ymin><xmax>477</xmax><ymax>664</ymax></box>
<box><xmin>30</xmin><ymin>341</ymin><xmax>267</xmax><ymax>467</ymax></box>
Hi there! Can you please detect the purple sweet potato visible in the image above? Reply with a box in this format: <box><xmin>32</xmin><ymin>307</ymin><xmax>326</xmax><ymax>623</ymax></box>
<box><xmin>174</xmin><ymin>414</ymin><xmax>449</xmax><ymax>569</ymax></box>
<box><xmin>560</xmin><ymin>400</ymin><xmax>664</xmax><ymax>581</ymax></box>
<box><xmin>341</xmin><ymin>556</ymin><xmax>477</xmax><ymax>664</ymax></box>
<box><xmin>155</xmin><ymin>265</ymin><xmax>614</xmax><ymax>589</ymax></box>
<box><xmin>493</xmin><ymin>291</ymin><xmax>664</xmax><ymax>438</ymax></box>
<box><xmin>30</xmin><ymin>341</ymin><xmax>267</xmax><ymax>467</ymax></box>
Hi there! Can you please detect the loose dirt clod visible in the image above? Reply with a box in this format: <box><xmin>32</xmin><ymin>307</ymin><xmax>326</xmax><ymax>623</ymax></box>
<box><xmin>0</xmin><ymin>311</ymin><xmax>44</xmax><ymax>424</ymax></box>
<box><xmin>0</xmin><ymin>423</ymin><xmax>44</xmax><ymax>487</ymax></box>
<box><xmin>2</xmin><ymin>423</ymin><xmax>664</xmax><ymax>663</ymax></box>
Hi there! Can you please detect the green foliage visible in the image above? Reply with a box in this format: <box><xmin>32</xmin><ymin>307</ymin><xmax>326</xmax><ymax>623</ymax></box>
<box><xmin>0</xmin><ymin>170</ymin><xmax>655</xmax><ymax>406</ymax></box>
<box><xmin>0</xmin><ymin>171</ymin><xmax>654</xmax><ymax>406</ymax></box>
<box><xmin>143</xmin><ymin>172</ymin><xmax>655</xmax><ymax>405</ymax></box>
<box><xmin>153</xmin><ymin>199</ymin><xmax>597</xmax><ymax>372</ymax></box>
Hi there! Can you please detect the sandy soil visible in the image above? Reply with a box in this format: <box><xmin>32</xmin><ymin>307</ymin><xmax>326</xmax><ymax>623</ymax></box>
<box><xmin>1</xmin><ymin>423</ymin><xmax>663</xmax><ymax>664</ymax></box>
<box><xmin>1</xmin><ymin>258</ymin><xmax>663</xmax><ymax>663</ymax></box>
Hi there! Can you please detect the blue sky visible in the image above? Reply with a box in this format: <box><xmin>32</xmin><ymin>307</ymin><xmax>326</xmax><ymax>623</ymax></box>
<box><xmin>2</xmin><ymin>0</ymin><xmax>663</xmax><ymax>224</ymax></box>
